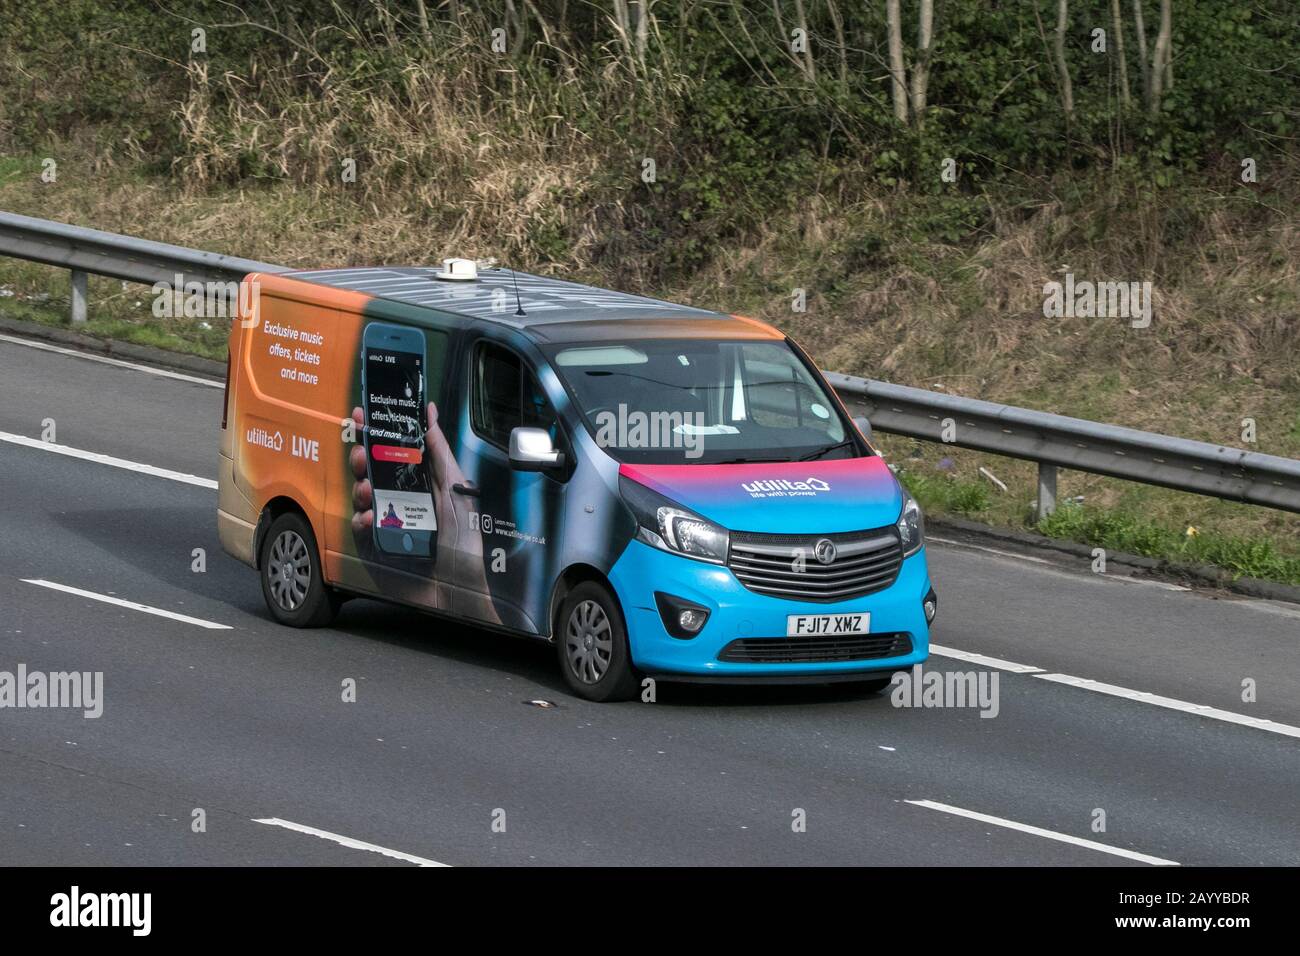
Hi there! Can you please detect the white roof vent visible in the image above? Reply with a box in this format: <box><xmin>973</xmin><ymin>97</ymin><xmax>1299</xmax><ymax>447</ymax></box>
<box><xmin>432</xmin><ymin>257</ymin><xmax>479</xmax><ymax>282</ymax></box>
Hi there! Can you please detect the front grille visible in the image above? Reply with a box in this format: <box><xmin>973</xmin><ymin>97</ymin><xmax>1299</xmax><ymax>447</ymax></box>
<box><xmin>719</xmin><ymin>632</ymin><xmax>912</xmax><ymax>664</ymax></box>
<box><xmin>727</xmin><ymin>527</ymin><xmax>903</xmax><ymax>601</ymax></box>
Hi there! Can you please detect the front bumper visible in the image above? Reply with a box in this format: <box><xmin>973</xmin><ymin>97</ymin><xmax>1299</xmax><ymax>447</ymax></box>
<box><xmin>607</xmin><ymin>538</ymin><xmax>933</xmax><ymax>679</ymax></box>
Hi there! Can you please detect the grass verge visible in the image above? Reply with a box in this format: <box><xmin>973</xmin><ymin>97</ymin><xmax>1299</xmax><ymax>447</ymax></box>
<box><xmin>894</xmin><ymin>451</ymin><xmax>1300</xmax><ymax>587</ymax></box>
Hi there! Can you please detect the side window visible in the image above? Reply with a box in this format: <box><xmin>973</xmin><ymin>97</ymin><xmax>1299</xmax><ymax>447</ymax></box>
<box><xmin>471</xmin><ymin>342</ymin><xmax>557</xmax><ymax>448</ymax></box>
<box><xmin>472</xmin><ymin>342</ymin><xmax>521</xmax><ymax>447</ymax></box>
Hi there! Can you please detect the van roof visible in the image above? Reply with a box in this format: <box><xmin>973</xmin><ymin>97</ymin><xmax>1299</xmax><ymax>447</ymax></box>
<box><xmin>284</xmin><ymin>265</ymin><xmax>725</xmax><ymax>325</ymax></box>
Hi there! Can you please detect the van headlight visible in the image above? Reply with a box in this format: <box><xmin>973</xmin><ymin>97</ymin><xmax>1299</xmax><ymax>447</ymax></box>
<box><xmin>619</xmin><ymin>476</ymin><xmax>729</xmax><ymax>564</ymax></box>
<box><xmin>897</xmin><ymin>489</ymin><xmax>924</xmax><ymax>557</ymax></box>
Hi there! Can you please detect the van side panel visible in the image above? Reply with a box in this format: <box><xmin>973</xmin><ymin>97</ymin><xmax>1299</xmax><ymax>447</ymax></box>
<box><xmin>219</xmin><ymin>273</ymin><xmax>371</xmax><ymax>570</ymax></box>
<box><xmin>320</xmin><ymin>299</ymin><xmax>455</xmax><ymax>612</ymax></box>
<box><xmin>219</xmin><ymin>272</ymin><xmax>641</xmax><ymax>639</ymax></box>
<box><xmin>217</xmin><ymin>279</ymin><xmax>257</xmax><ymax>566</ymax></box>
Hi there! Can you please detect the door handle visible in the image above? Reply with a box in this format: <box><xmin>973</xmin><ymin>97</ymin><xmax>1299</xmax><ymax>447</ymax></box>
<box><xmin>452</xmin><ymin>482</ymin><xmax>481</xmax><ymax>498</ymax></box>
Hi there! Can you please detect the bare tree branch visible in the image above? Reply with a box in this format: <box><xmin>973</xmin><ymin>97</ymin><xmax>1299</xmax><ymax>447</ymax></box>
<box><xmin>886</xmin><ymin>0</ymin><xmax>909</xmax><ymax>122</ymax></box>
<box><xmin>1053</xmin><ymin>0</ymin><xmax>1074</xmax><ymax>118</ymax></box>
<box><xmin>1149</xmin><ymin>0</ymin><xmax>1171</xmax><ymax>115</ymax></box>
<box><xmin>1111</xmin><ymin>0</ymin><xmax>1131</xmax><ymax>107</ymax></box>
<box><xmin>909</xmin><ymin>0</ymin><xmax>935</xmax><ymax>122</ymax></box>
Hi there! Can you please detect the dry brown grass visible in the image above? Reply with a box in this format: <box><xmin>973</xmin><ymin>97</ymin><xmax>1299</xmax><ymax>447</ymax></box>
<box><xmin>720</xmin><ymin>177</ymin><xmax>1300</xmax><ymax>459</ymax></box>
<box><xmin>2</xmin><ymin>1</ymin><xmax>1295</xmax><ymax>569</ymax></box>
<box><xmin>3</xmin><ymin>148</ymin><xmax>1298</xmax><ymax>558</ymax></box>
<box><xmin>2</xmin><ymin>4</ymin><xmax>1296</xmax><ymax>454</ymax></box>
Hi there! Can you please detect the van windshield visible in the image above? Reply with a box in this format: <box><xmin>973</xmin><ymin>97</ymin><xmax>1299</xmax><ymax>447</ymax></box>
<box><xmin>544</xmin><ymin>339</ymin><xmax>864</xmax><ymax>465</ymax></box>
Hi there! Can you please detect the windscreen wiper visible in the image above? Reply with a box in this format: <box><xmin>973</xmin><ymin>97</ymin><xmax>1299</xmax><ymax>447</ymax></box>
<box><xmin>798</xmin><ymin>439</ymin><xmax>855</xmax><ymax>461</ymax></box>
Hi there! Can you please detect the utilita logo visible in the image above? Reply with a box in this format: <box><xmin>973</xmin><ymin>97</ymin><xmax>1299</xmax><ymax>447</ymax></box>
<box><xmin>741</xmin><ymin>477</ymin><xmax>830</xmax><ymax>498</ymax></box>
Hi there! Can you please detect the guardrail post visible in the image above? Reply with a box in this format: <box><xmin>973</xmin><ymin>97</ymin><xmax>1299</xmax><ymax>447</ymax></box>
<box><xmin>1036</xmin><ymin>462</ymin><xmax>1057</xmax><ymax>523</ymax></box>
<box><xmin>70</xmin><ymin>269</ymin><xmax>87</xmax><ymax>324</ymax></box>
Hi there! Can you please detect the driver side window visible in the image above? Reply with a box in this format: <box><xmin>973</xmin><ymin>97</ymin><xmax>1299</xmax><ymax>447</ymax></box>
<box><xmin>471</xmin><ymin>341</ymin><xmax>557</xmax><ymax>449</ymax></box>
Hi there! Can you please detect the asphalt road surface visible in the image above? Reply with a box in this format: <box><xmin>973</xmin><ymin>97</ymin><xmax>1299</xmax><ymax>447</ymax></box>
<box><xmin>1</xmin><ymin>334</ymin><xmax>1297</xmax><ymax>866</ymax></box>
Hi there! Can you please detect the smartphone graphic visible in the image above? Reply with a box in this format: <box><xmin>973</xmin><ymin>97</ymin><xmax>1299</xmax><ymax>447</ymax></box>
<box><xmin>362</xmin><ymin>322</ymin><xmax>436</xmax><ymax>558</ymax></box>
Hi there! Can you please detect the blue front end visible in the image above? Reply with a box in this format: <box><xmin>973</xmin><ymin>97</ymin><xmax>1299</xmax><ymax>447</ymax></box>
<box><xmin>608</xmin><ymin>456</ymin><xmax>934</xmax><ymax>681</ymax></box>
<box><xmin>609</xmin><ymin>541</ymin><xmax>932</xmax><ymax>679</ymax></box>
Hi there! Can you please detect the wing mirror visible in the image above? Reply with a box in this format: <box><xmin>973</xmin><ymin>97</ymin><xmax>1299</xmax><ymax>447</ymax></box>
<box><xmin>852</xmin><ymin>415</ymin><xmax>874</xmax><ymax>441</ymax></box>
<box><xmin>509</xmin><ymin>427</ymin><xmax>565</xmax><ymax>471</ymax></box>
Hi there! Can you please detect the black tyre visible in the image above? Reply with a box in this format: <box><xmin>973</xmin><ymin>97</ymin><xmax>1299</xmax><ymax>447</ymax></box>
<box><xmin>259</xmin><ymin>511</ymin><xmax>341</xmax><ymax>627</ymax></box>
<box><xmin>556</xmin><ymin>581</ymin><xmax>639</xmax><ymax>702</ymax></box>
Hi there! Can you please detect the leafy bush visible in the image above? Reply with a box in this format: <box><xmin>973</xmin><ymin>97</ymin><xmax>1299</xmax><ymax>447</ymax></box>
<box><xmin>899</xmin><ymin>471</ymin><xmax>991</xmax><ymax>517</ymax></box>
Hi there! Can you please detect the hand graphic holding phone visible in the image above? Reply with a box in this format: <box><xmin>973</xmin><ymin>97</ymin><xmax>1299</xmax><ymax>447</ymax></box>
<box><xmin>349</xmin><ymin>402</ymin><xmax>501</xmax><ymax>623</ymax></box>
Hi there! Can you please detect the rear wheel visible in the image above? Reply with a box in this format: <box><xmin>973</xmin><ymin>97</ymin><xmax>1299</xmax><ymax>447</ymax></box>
<box><xmin>556</xmin><ymin>581</ymin><xmax>639</xmax><ymax>702</ymax></box>
<box><xmin>259</xmin><ymin>512</ymin><xmax>341</xmax><ymax>627</ymax></box>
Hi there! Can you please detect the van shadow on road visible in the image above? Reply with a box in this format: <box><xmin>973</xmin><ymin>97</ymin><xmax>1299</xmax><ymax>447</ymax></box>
<box><xmin>329</xmin><ymin>596</ymin><xmax>894</xmax><ymax>710</ymax></box>
<box><xmin>44</xmin><ymin>505</ymin><xmax>897</xmax><ymax>711</ymax></box>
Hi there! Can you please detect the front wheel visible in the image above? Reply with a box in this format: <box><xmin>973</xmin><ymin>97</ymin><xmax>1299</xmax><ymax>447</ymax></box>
<box><xmin>556</xmin><ymin>581</ymin><xmax>640</xmax><ymax>702</ymax></box>
<box><xmin>259</xmin><ymin>511</ymin><xmax>341</xmax><ymax>628</ymax></box>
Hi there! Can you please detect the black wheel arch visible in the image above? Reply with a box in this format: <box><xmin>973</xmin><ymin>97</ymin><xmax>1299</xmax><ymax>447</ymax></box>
<box><xmin>253</xmin><ymin>496</ymin><xmax>310</xmax><ymax>570</ymax></box>
<box><xmin>548</xmin><ymin>564</ymin><xmax>621</xmax><ymax>642</ymax></box>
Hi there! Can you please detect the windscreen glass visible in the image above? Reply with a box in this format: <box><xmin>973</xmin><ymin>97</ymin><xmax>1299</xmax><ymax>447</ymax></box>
<box><xmin>546</xmin><ymin>339</ymin><xmax>859</xmax><ymax>464</ymax></box>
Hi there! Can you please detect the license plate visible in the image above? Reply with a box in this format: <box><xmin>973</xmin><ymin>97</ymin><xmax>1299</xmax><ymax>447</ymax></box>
<box><xmin>786</xmin><ymin>613</ymin><xmax>870</xmax><ymax>637</ymax></box>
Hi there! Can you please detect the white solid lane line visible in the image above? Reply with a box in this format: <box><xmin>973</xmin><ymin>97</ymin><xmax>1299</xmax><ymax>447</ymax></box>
<box><xmin>22</xmin><ymin>579</ymin><xmax>232</xmax><ymax>630</ymax></box>
<box><xmin>0</xmin><ymin>333</ymin><xmax>223</xmax><ymax>388</ymax></box>
<box><xmin>927</xmin><ymin>646</ymin><xmax>1300</xmax><ymax>740</ymax></box>
<box><xmin>905</xmin><ymin>799</ymin><xmax>1180</xmax><ymax>866</ymax></box>
<box><xmin>1034</xmin><ymin>673</ymin><xmax>1300</xmax><ymax>740</ymax></box>
<box><xmin>928</xmin><ymin>644</ymin><xmax>1045</xmax><ymax>674</ymax></box>
<box><xmin>928</xmin><ymin>536</ymin><xmax>1053</xmax><ymax>564</ymax></box>
<box><xmin>4</xmin><ymin>416</ymin><xmax>1296</xmax><ymax>740</ymax></box>
<box><xmin>1232</xmin><ymin>598</ymin><xmax>1300</xmax><ymax>622</ymax></box>
<box><xmin>930</xmin><ymin>536</ymin><xmax>1192</xmax><ymax>591</ymax></box>
<box><xmin>253</xmin><ymin>818</ymin><xmax>449</xmax><ymax>867</ymax></box>
<box><xmin>0</xmin><ymin>430</ymin><xmax>217</xmax><ymax>489</ymax></box>
<box><xmin>1104</xmin><ymin>576</ymin><xmax>1191</xmax><ymax>593</ymax></box>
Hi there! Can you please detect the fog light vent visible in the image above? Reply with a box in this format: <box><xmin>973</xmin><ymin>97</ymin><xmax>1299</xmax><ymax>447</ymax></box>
<box><xmin>654</xmin><ymin>592</ymin><xmax>711</xmax><ymax>639</ymax></box>
<box><xmin>923</xmin><ymin>588</ymin><xmax>938</xmax><ymax>624</ymax></box>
